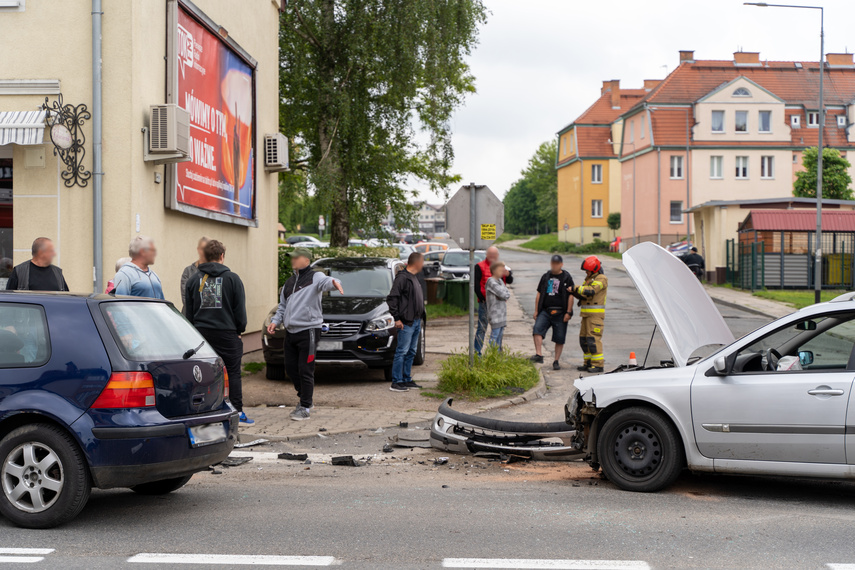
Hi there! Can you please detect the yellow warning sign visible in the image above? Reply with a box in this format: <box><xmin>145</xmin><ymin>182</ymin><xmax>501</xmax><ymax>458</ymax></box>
<box><xmin>480</xmin><ymin>224</ymin><xmax>496</xmax><ymax>241</ymax></box>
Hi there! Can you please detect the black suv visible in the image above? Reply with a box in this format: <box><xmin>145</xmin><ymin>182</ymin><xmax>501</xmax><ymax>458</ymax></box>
<box><xmin>262</xmin><ymin>257</ymin><xmax>426</xmax><ymax>382</ymax></box>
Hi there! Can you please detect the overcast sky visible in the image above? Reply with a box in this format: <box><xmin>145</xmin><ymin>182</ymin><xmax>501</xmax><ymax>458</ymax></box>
<box><xmin>414</xmin><ymin>0</ymin><xmax>855</xmax><ymax>204</ymax></box>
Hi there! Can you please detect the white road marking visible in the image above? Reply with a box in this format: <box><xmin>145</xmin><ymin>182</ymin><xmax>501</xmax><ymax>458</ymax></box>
<box><xmin>0</xmin><ymin>549</ymin><xmax>54</xmax><ymax>564</ymax></box>
<box><xmin>828</xmin><ymin>565</ymin><xmax>855</xmax><ymax>569</ymax></box>
<box><xmin>127</xmin><ymin>553</ymin><xmax>338</xmax><ymax>566</ymax></box>
<box><xmin>442</xmin><ymin>559</ymin><xmax>651</xmax><ymax>570</ymax></box>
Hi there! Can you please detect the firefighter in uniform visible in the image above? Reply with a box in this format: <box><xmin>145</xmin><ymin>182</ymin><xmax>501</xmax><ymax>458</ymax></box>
<box><xmin>572</xmin><ymin>256</ymin><xmax>608</xmax><ymax>373</ymax></box>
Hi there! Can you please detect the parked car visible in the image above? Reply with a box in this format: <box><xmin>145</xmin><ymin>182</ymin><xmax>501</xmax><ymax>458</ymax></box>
<box><xmin>393</xmin><ymin>243</ymin><xmax>415</xmax><ymax>261</ymax></box>
<box><xmin>566</xmin><ymin>241</ymin><xmax>855</xmax><ymax>492</ymax></box>
<box><xmin>0</xmin><ymin>292</ymin><xmax>236</xmax><ymax>528</ymax></box>
<box><xmin>262</xmin><ymin>257</ymin><xmax>425</xmax><ymax>382</ymax></box>
<box><xmin>413</xmin><ymin>242</ymin><xmax>449</xmax><ymax>254</ymax></box>
<box><xmin>438</xmin><ymin>249</ymin><xmax>486</xmax><ymax>279</ymax></box>
<box><xmin>285</xmin><ymin>235</ymin><xmax>322</xmax><ymax>245</ymax></box>
<box><xmin>423</xmin><ymin>250</ymin><xmax>445</xmax><ymax>279</ymax></box>
<box><xmin>291</xmin><ymin>241</ymin><xmax>329</xmax><ymax>249</ymax></box>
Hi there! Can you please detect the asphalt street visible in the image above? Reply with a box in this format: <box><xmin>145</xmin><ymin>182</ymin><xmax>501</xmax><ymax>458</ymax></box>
<box><xmin>4</xmin><ymin>248</ymin><xmax>853</xmax><ymax>570</ymax></box>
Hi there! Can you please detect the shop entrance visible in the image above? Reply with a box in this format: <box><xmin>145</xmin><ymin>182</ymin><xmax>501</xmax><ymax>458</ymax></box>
<box><xmin>0</xmin><ymin>145</ymin><xmax>11</xmax><ymax>289</ymax></box>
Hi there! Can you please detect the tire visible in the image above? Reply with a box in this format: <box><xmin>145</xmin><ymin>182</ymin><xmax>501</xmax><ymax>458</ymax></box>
<box><xmin>0</xmin><ymin>423</ymin><xmax>91</xmax><ymax>529</ymax></box>
<box><xmin>130</xmin><ymin>475</ymin><xmax>192</xmax><ymax>496</ymax></box>
<box><xmin>266</xmin><ymin>363</ymin><xmax>286</xmax><ymax>381</ymax></box>
<box><xmin>413</xmin><ymin>319</ymin><xmax>426</xmax><ymax>366</ymax></box>
<box><xmin>596</xmin><ymin>406</ymin><xmax>684</xmax><ymax>493</ymax></box>
<box><xmin>383</xmin><ymin>366</ymin><xmax>393</xmax><ymax>383</ymax></box>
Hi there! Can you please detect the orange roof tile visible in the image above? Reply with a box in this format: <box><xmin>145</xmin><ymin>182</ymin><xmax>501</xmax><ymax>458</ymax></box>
<box><xmin>575</xmin><ymin>126</ymin><xmax>615</xmax><ymax>157</ymax></box>
<box><xmin>574</xmin><ymin>90</ymin><xmax>647</xmax><ymax>125</ymax></box>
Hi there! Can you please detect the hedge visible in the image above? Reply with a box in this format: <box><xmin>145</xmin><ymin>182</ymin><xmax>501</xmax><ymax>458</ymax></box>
<box><xmin>278</xmin><ymin>246</ymin><xmax>399</xmax><ymax>287</ymax></box>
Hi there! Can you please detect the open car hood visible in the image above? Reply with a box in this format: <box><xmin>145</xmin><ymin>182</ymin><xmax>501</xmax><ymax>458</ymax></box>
<box><xmin>622</xmin><ymin>242</ymin><xmax>734</xmax><ymax>366</ymax></box>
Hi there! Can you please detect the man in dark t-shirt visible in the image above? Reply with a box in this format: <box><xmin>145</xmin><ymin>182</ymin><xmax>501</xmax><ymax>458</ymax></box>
<box><xmin>531</xmin><ymin>255</ymin><xmax>574</xmax><ymax>370</ymax></box>
<box><xmin>5</xmin><ymin>237</ymin><xmax>69</xmax><ymax>292</ymax></box>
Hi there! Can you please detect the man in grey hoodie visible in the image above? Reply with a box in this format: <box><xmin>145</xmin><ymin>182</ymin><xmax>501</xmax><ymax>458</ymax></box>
<box><xmin>266</xmin><ymin>248</ymin><xmax>343</xmax><ymax>421</ymax></box>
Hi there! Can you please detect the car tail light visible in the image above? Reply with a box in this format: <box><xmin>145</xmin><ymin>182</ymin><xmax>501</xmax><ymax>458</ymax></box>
<box><xmin>223</xmin><ymin>367</ymin><xmax>230</xmax><ymax>400</ymax></box>
<box><xmin>91</xmin><ymin>372</ymin><xmax>156</xmax><ymax>409</ymax></box>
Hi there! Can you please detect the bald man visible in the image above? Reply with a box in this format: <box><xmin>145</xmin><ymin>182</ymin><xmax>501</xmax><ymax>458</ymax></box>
<box><xmin>473</xmin><ymin>245</ymin><xmax>513</xmax><ymax>355</ymax></box>
<box><xmin>5</xmin><ymin>237</ymin><xmax>69</xmax><ymax>291</ymax></box>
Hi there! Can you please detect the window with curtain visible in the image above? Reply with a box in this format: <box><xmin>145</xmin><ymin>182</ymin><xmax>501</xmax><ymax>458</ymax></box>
<box><xmin>711</xmin><ymin>110</ymin><xmax>724</xmax><ymax>133</ymax></box>
<box><xmin>759</xmin><ymin>110</ymin><xmax>771</xmax><ymax>133</ymax></box>
<box><xmin>735</xmin><ymin>111</ymin><xmax>748</xmax><ymax>132</ymax></box>
<box><xmin>710</xmin><ymin>156</ymin><xmax>723</xmax><ymax>179</ymax></box>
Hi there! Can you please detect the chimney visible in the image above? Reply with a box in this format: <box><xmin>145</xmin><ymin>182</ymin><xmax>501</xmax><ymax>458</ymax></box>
<box><xmin>827</xmin><ymin>53</ymin><xmax>854</xmax><ymax>67</ymax></box>
<box><xmin>734</xmin><ymin>51</ymin><xmax>761</xmax><ymax>65</ymax></box>
<box><xmin>601</xmin><ymin>80</ymin><xmax>610</xmax><ymax>95</ymax></box>
<box><xmin>643</xmin><ymin>79</ymin><xmax>662</xmax><ymax>92</ymax></box>
<box><xmin>679</xmin><ymin>50</ymin><xmax>694</xmax><ymax>64</ymax></box>
<box><xmin>609</xmin><ymin>80</ymin><xmax>620</xmax><ymax>109</ymax></box>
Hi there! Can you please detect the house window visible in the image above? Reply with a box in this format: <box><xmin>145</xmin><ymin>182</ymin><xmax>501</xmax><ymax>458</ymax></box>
<box><xmin>669</xmin><ymin>155</ymin><xmax>683</xmax><ymax>179</ymax></box>
<box><xmin>670</xmin><ymin>201</ymin><xmax>684</xmax><ymax>223</ymax></box>
<box><xmin>735</xmin><ymin>110</ymin><xmax>748</xmax><ymax>132</ymax></box>
<box><xmin>808</xmin><ymin>112</ymin><xmax>819</xmax><ymax>126</ymax></box>
<box><xmin>710</xmin><ymin>156</ymin><xmax>723</xmax><ymax>179</ymax></box>
<box><xmin>735</xmin><ymin>156</ymin><xmax>749</xmax><ymax>179</ymax></box>
<box><xmin>791</xmin><ymin>114</ymin><xmax>801</xmax><ymax>128</ymax></box>
<box><xmin>733</xmin><ymin>87</ymin><xmax>751</xmax><ymax>97</ymax></box>
<box><xmin>591</xmin><ymin>164</ymin><xmax>603</xmax><ymax>184</ymax></box>
<box><xmin>629</xmin><ymin>121</ymin><xmax>634</xmax><ymax>143</ymax></box>
<box><xmin>640</xmin><ymin>115</ymin><xmax>646</xmax><ymax>139</ymax></box>
<box><xmin>711</xmin><ymin>110</ymin><xmax>725</xmax><ymax>133</ymax></box>
<box><xmin>838</xmin><ymin>115</ymin><xmax>847</xmax><ymax>128</ymax></box>
<box><xmin>761</xmin><ymin>156</ymin><xmax>774</xmax><ymax>179</ymax></box>
<box><xmin>793</xmin><ymin>152</ymin><xmax>799</xmax><ymax>164</ymax></box>
<box><xmin>759</xmin><ymin>110</ymin><xmax>772</xmax><ymax>133</ymax></box>
<box><xmin>591</xmin><ymin>199</ymin><xmax>603</xmax><ymax>219</ymax></box>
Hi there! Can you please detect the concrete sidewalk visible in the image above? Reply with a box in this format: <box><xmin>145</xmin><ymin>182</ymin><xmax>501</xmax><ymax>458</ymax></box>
<box><xmin>237</xmin><ymin>285</ymin><xmax>544</xmax><ymax>442</ymax></box>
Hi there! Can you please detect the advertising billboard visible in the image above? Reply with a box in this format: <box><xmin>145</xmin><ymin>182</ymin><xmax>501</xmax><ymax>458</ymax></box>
<box><xmin>166</xmin><ymin>0</ymin><xmax>257</xmax><ymax>225</ymax></box>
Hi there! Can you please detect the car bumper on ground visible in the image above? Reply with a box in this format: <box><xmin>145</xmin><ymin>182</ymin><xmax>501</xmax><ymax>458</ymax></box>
<box><xmin>73</xmin><ymin>406</ymin><xmax>239</xmax><ymax>488</ymax></box>
<box><xmin>430</xmin><ymin>398</ymin><xmax>584</xmax><ymax>461</ymax></box>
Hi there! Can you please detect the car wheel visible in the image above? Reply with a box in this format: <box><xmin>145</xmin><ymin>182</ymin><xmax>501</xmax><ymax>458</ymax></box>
<box><xmin>596</xmin><ymin>407</ymin><xmax>684</xmax><ymax>493</ymax></box>
<box><xmin>0</xmin><ymin>423</ymin><xmax>91</xmax><ymax>529</ymax></box>
<box><xmin>266</xmin><ymin>363</ymin><xmax>286</xmax><ymax>381</ymax></box>
<box><xmin>413</xmin><ymin>319</ymin><xmax>426</xmax><ymax>366</ymax></box>
<box><xmin>130</xmin><ymin>475</ymin><xmax>193</xmax><ymax>496</ymax></box>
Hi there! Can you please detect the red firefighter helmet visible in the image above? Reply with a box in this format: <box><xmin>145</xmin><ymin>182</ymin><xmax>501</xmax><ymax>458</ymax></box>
<box><xmin>581</xmin><ymin>256</ymin><xmax>602</xmax><ymax>274</ymax></box>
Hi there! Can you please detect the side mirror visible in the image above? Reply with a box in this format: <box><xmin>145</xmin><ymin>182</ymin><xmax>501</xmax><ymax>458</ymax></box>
<box><xmin>796</xmin><ymin>320</ymin><xmax>817</xmax><ymax>331</ymax></box>
<box><xmin>713</xmin><ymin>356</ymin><xmax>728</xmax><ymax>376</ymax></box>
<box><xmin>799</xmin><ymin>350</ymin><xmax>814</xmax><ymax>366</ymax></box>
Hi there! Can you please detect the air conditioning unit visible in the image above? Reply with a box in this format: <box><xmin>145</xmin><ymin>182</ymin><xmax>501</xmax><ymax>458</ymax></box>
<box><xmin>264</xmin><ymin>133</ymin><xmax>289</xmax><ymax>172</ymax></box>
<box><xmin>149</xmin><ymin>104</ymin><xmax>190</xmax><ymax>156</ymax></box>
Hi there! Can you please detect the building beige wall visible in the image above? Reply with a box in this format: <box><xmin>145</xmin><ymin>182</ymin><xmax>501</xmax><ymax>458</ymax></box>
<box><xmin>0</xmin><ymin>0</ymin><xmax>281</xmax><ymax>335</ymax></box>
<box><xmin>691</xmin><ymin>148</ymin><xmax>793</xmax><ymax>207</ymax></box>
<box><xmin>694</xmin><ymin>77</ymin><xmax>789</xmax><ymax>142</ymax></box>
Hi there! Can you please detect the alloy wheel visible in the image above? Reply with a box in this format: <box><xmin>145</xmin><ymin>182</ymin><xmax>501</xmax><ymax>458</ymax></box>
<box><xmin>2</xmin><ymin>442</ymin><xmax>64</xmax><ymax>513</ymax></box>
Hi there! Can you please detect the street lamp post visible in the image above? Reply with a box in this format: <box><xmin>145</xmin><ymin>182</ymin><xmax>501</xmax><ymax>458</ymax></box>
<box><xmin>746</xmin><ymin>2</ymin><xmax>824</xmax><ymax>303</ymax></box>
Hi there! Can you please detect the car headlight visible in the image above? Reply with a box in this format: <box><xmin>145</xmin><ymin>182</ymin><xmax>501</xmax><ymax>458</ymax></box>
<box><xmin>366</xmin><ymin>313</ymin><xmax>395</xmax><ymax>332</ymax></box>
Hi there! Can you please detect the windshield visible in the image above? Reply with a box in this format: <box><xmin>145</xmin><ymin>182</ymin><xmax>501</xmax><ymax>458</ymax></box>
<box><xmin>443</xmin><ymin>251</ymin><xmax>485</xmax><ymax>267</ymax></box>
<box><xmin>323</xmin><ymin>266</ymin><xmax>392</xmax><ymax>298</ymax></box>
<box><xmin>101</xmin><ymin>301</ymin><xmax>218</xmax><ymax>361</ymax></box>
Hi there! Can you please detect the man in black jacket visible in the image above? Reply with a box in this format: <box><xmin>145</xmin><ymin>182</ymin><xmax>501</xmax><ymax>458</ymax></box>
<box><xmin>5</xmin><ymin>237</ymin><xmax>68</xmax><ymax>291</ymax></box>
<box><xmin>184</xmin><ymin>240</ymin><xmax>252</xmax><ymax>424</ymax></box>
<box><xmin>386</xmin><ymin>252</ymin><xmax>426</xmax><ymax>392</ymax></box>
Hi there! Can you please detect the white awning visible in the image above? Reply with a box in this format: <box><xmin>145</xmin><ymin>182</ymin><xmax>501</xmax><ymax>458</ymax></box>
<box><xmin>0</xmin><ymin>110</ymin><xmax>46</xmax><ymax>146</ymax></box>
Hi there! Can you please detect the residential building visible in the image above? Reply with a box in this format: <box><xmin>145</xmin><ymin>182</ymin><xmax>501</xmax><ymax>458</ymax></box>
<box><xmin>0</xmin><ymin>0</ymin><xmax>282</xmax><ymax>348</ymax></box>
<box><xmin>555</xmin><ymin>80</ymin><xmax>654</xmax><ymax>243</ymax></box>
<box><xmin>616</xmin><ymin>50</ymin><xmax>855</xmax><ymax>280</ymax></box>
<box><xmin>416</xmin><ymin>201</ymin><xmax>445</xmax><ymax>235</ymax></box>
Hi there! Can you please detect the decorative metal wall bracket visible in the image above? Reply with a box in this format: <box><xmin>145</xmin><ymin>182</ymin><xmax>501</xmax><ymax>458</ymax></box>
<box><xmin>42</xmin><ymin>94</ymin><xmax>91</xmax><ymax>188</ymax></box>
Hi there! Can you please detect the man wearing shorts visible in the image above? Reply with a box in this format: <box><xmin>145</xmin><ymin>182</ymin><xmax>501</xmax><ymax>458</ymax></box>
<box><xmin>530</xmin><ymin>255</ymin><xmax>575</xmax><ymax>370</ymax></box>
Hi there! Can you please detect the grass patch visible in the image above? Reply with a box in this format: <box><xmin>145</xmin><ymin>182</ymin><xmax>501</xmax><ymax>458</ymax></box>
<box><xmin>519</xmin><ymin>233</ymin><xmax>559</xmax><ymax>252</ymax></box>
<box><xmin>426</xmin><ymin>303</ymin><xmax>468</xmax><ymax>319</ymax></box>
<box><xmin>419</xmin><ymin>391</ymin><xmax>447</xmax><ymax>399</ymax></box>
<box><xmin>753</xmin><ymin>289</ymin><xmax>839</xmax><ymax>309</ymax></box>
<box><xmin>603</xmin><ymin>251</ymin><xmax>622</xmax><ymax>260</ymax></box>
<box><xmin>520</xmin><ymin>233</ymin><xmax>613</xmax><ymax>255</ymax></box>
<box><xmin>243</xmin><ymin>362</ymin><xmax>266</xmax><ymax>375</ymax></box>
<box><xmin>436</xmin><ymin>346</ymin><xmax>539</xmax><ymax>400</ymax></box>
<box><xmin>494</xmin><ymin>233</ymin><xmax>526</xmax><ymax>245</ymax></box>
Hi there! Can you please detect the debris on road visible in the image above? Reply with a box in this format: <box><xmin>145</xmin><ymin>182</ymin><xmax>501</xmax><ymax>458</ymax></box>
<box><xmin>278</xmin><ymin>453</ymin><xmax>309</xmax><ymax>461</ymax></box>
<box><xmin>398</xmin><ymin>422</ymin><xmax>409</xmax><ymax>428</ymax></box>
<box><xmin>387</xmin><ymin>434</ymin><xmax>431</xmax><ymax>448</ymax></box>
<box><xmin>234</xmin><ymin>438</ymin><xmax>269</xmax><ymax>449</ymax></box>
<box><xmin>331</xmin><ymin>455</ymin><xmax>364</xmax><ymax>467</ymax></box>
<box><xmin>382</xmin><ymin>443</ymin><xmax>394</xmax><ymax>453</ymax></box>
<box><xmin>434</xmin><ymin>457</ymin><xmax>449</xmax><ymax>466</ymax></box>
<box><xmin>220</xmin><ymin>456</ymin><xmax>253</xmax><ymax>468</ymax></box>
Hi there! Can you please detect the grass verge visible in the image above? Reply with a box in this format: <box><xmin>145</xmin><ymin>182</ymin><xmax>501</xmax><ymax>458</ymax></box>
<box><xmin>519</xmin><ymin>233</ymin><xmax>559</xmax><ymax>252</ymax></box>
<box><xmin>753</xmin><ymin>289</ymin><xmax>839</xmax><ymax>309</ymax></box>
<box><xmin>426</xmin><ymin>303</ymin><xmax>468</xmax><ymax>319</ymax></box>
<box><xmin>520</xmin><ymin>233</ymin><xmax>614</xmax><ymax>255</ymax></box>
<box><xmin>494</xmin><ymin>233</ymin><xmax>527</xmax><ymax>244</ymax></box>
<box><xmin>434</xmin><ymin>346</ymin><xmax>539</xmax><ymax>400</ymax></box>
<box><xmin>243</xmin><ymin>361</ymin><xmax>266</xmax><ymax>375</ymax></box>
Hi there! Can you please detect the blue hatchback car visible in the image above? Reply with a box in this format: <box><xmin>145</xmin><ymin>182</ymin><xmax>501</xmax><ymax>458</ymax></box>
<box><xmin>0</xmin><ymin>292</ymin><xmax>237</xmax><ymax>528</ymax></box>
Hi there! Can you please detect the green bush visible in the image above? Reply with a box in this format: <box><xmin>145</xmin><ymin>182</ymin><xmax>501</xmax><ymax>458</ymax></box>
<box><xmin>278</xmin><ymin>246</ymin><xmax>399</xmax><ymax>287</ymax></box>
<box><xmin>551</xmin><ymin>239</ymin><xmax>612</xmax><ymax>255</ymax></box>
<box><xmin>436</xmin><ymin>346</ymin><xmax>539</xmax><ymax>400</ymax></box>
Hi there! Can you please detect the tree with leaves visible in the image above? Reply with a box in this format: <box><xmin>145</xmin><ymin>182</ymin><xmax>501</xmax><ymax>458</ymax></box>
<box><xmin>279</xmin><ymin>1</ymin><xmax>487</xmax><ymax>246</ymax></box>
<box><xmin>607</xmin><ymin>212</ymin><xmax>620</xmax><ymax>238</ymax></box>
<box><xmin>503</xmin><ymin>141</ymin><xmax>558</xmax><ymax>234</ymax></box>
<box><xmin>793</xmin><ymin>147</ymin><xmax>853</xmax><ymax>201</ymax></box>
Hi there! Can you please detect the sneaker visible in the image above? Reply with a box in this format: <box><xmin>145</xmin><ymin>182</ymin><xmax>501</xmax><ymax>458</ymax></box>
<box><xmin>389</xmin><ymin>383</ymin><xmax>410</xmax><ymax>392</ymax></box>
<box><xmin>586</xmin><ymin>366</ymin><xmax>605</xmax><ymax>374</ymax></box>
<box><xmin>238</xmin><ymin>411</ymin><xmax>255</xmax><ymax>425</ymax></box>
<box><xmin>402</xmin><ymin>381</ymin><xmax>423</xmax><ymax>389</ymax></box>
<box><xmin>553</xmin><ymin>360</ymin><xmax>561</xmax><ymax>371</ymax></box>
<box><xmin>530</xmin><ymin>354</ymin><xmax>544</xmax><ymax>364</ymax></box>
<box><xmin>576</xmin><ymin>364</ymin><xmax>590</xmax><ymax>372</ymax></box>
<box><xmin>290</xmin><ymin>406</ymin><xmax>311</xmax><ymax>421</ymax></box>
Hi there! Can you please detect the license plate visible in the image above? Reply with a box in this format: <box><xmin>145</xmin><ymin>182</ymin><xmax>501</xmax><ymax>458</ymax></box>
<box><xmin>318</xmin><ymin>340</ymin><xmax>342</xmax><ymax>351</ymax></box>
<box><xmin>188</xmin><ymin>422</ymin><xmax>228</xmax><ymax>448</ymax></box>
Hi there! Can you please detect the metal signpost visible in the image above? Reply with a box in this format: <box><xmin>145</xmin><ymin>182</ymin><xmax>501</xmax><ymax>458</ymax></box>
<box><xmin>445</xmin><ymin>183</ymin><xmax>504</xmax><ymax>366</ymax></box>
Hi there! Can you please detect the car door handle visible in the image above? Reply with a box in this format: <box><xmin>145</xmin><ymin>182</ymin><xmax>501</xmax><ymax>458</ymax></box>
<box><xmin>807</xmin><ymin>388</ymin><xmax>845</xmax><ymax>396</ymax></box>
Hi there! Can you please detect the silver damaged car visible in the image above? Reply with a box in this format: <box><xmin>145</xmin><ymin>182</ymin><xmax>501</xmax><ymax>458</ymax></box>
<box><xmin>567</xmin><ymin>241</ymin><xmax>855</xmax><ymax>492</ymax></box>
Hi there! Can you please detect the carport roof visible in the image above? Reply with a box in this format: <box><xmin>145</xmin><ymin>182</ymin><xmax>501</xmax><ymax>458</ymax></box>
<box><xmin>740</xmin><ymin>210</ymin><xmax>855</xmax><ymax>233</ymax></box>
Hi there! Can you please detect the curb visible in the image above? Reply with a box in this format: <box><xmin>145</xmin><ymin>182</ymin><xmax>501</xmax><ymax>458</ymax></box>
<box><xmin>707</xmin><ymin>295</ymin><xmax>783</xmax><ymax>319</ymax></box>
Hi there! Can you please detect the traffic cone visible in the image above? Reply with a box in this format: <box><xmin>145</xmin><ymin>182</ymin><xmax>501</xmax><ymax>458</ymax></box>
<box><xmin>628</xmin><ymin>352</ymin><xmax>637</xmax><ymax>366</ymax></box>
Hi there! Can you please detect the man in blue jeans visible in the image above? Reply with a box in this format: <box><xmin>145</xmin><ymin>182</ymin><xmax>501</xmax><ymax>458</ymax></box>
<box><xmin>386</xmin><ymin>252</ymin><xmax>426</xmax><ymax>392</ymax></box>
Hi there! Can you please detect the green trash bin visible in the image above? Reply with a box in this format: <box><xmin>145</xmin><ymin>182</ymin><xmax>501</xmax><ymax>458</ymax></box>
<box><xmin>441</xmin><ymin>278</ymin><xmax>470</xmax><ymax>311</ymax></box>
